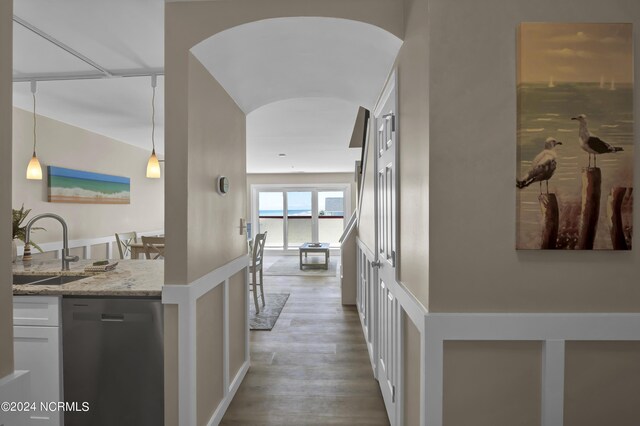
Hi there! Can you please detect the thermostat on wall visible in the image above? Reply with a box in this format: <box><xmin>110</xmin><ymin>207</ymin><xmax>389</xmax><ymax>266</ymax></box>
<box><xmin>217</xmin><ymin>176</ymin><xmax>230</xmax><ymax>195</ymax></box>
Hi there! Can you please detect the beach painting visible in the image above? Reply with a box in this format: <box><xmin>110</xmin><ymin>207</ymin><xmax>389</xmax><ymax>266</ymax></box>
<box><xmin>47</xmin><ymin>166</ymin><xmax>131</xmax><ymax>204</ymax></box>
<box><xmin>517</xmin><ymin>23</ymin><xmax>633</xmax><ymax>250</ymax></box>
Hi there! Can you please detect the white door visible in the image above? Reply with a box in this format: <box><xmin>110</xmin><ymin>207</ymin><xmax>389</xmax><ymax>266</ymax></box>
<box><xmin>374</xmin><ymin>73</ymin><xmax>402</xmax><ymax>426</ymax></box>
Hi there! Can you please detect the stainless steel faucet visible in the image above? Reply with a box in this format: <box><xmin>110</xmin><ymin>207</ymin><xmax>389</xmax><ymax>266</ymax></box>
<box><xmin>25</xmin><ymin>213</ymin><xmax>80</xmax><ymax>271</ymax></box>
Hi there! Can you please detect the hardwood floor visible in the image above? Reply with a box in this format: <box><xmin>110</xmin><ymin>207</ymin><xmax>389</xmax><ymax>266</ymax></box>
<box><xmin>221</xmin><ymin>256</ymin><xmax>389</xmax><ymax>426</ymax></box>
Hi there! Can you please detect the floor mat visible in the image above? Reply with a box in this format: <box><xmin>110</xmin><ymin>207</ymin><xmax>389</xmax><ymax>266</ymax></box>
<box><xmin>263</xmin><ymin>256</ymin><xmax>338</xmax><ymax>277</ymax></box>
<box><xmin>250</xmin><ymin>293</ymin><xmax>290</xmax><ymax>330</ymax></box>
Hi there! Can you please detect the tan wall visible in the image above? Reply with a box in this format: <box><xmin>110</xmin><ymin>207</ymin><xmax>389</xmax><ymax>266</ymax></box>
<box><xmin>356</xmin><ymin>0</ymin><xmax>430</xmax><ymax>305</ymax></box>
<box><xmin>12</xmin><ymin>108</ymin><xmax>164</xmax><ymax>250</ymax></box>
<box><xmin>196</xmin><ymin>285</ymin><xmax>224</xmax><ymax>425</ymax></box>
<box><xmin>565</xmin><ymin>341</ymin><xmax>640</xmax><ymax>426</ymax></box>
<box><xmin>403</xmin><ymin>316</ymin><xmax>421</xmax><ymax>426</ymax></box>
<box><xmin>397</xmin><ymin>0</ymin><xmax>429</xmax><ymax>308</ymax></box>
<box><xmin>443</xmin><ymin>341</ymin><xmax>542</xmax><ymax>426</ymax></box>
<box><xmin>428</xmin><ymin>0</ymin><xmax>640</xmax><ymax>313</ymax></box>
<box><xmin>0</xmin><ymin>0</ymin><xmax>14</xmax><ymax>380</ymax></box>
<box><xmin>165</xmin><ymin>4</ymin><xmax>250</xmax><ymax>424</ymax></box>
<box><xmin>166</xmin><ymin>0</ymin><xmax>404</xmax><ymax>41</ymax></box>
<box><xmin>425</xmin><ymin>1</ymin><xmax>640</xmax><ymax>423</ymax></box>
<box><xmin>165</xmin><ymin>2</ymin><xmax>404</xmax><ymax>424</ymax></box>
<box><xmin>186</xmin><ymin>55</ymin><xmax>247</xmax><ymax>282</ymax></box>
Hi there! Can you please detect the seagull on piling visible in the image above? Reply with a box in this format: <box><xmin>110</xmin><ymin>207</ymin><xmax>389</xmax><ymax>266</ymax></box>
<box><xmin>517</xmin><ymin>137</ymin><xmax>563</xmax><ymax>194</ymax></box>
<box><xmin>571</xmin><ymin>114</ymin><xmax>623</xmax><ymax>168</ymax></box>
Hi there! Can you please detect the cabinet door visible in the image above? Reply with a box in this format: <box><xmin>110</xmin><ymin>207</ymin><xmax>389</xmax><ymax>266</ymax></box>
<box><xmin>14</xmin><ymin>326</ymin><xmax>63</xmax><ymax>426</ymax></box>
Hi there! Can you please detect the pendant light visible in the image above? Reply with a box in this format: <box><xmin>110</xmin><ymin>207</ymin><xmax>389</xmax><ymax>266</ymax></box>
<box><xmin>146</xmin><ymin>74</ymin><xmax>161</xmax><ymax>178</ymax></box>
<box><xmin>26</xmin><ymin>80</ymin><xmax>43</xmax><ymax>180</ymax></box>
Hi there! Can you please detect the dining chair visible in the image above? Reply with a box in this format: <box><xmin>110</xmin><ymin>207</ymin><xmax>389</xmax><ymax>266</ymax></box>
<box><xmin>250</xmin><ymin>231</ymin><xmax>267</xmax><ymax>313</ymax></box>
<box><xmin>142</xmin><ymin>236</ymin><xmax>165</xmax><ymax>260</ymax></box>
<box><xmin>115</xmin><ymin>231</ymin><xmax>138</xmax><ymax>259</ymax></box>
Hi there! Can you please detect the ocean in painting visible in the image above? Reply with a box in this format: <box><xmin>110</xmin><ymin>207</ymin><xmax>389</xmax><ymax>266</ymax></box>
<box><xmin>47</xmin><ymin>166</ymin><xmax>130</xmax><ymax>204</ymax></box>
<box><xmin>517</xmin><ymin>82</ymin><xmax>633</xmax><ymax>249</ymax></box>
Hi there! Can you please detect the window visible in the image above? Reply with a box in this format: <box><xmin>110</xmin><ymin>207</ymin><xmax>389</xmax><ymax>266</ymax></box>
<box><xmin>254</xmin><ymin>185</ymin><xmax>350</xmax><ymax>250</ymax></box>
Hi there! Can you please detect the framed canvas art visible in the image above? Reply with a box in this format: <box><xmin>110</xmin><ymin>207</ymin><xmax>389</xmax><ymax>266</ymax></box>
<box><xmin>516</xmin><ymin>23</ymin><xmax>633</xmax><ymax>250</ymax></box>
<box><xmin>48</xmin><ymin>166</ymin><xmax>131</xmax><ymax>204</ymax></box>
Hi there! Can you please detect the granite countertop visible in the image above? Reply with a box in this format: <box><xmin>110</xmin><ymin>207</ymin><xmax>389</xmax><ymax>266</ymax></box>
<box><xmin>13</xmin><ymin>259</ymin><xmax>164</xmax><ymax>297</ymax></box>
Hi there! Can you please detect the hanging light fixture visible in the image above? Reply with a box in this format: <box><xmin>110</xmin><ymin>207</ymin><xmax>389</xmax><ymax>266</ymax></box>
<box><xmin>26</xmin><ymin>80</ymin><xmax>43</xmax><ymax>180</ymax></box>
<box><xmin>146</xmin><ymin>74</ymin><xmax>161</xmax><ymax>178</ymax></box>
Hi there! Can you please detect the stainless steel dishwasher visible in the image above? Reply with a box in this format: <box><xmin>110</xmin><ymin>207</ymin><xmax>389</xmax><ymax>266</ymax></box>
<box><xmin>62</xmin><ymin>297</ymin><xmax>163</xmax><ymax>426</ymax></box>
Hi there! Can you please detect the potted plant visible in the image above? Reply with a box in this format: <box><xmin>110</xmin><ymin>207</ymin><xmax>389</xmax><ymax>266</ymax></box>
<box><xmin>12</xmin><ymin>205</ymin><xmax>44</xmax><ymax>262</ymax></box>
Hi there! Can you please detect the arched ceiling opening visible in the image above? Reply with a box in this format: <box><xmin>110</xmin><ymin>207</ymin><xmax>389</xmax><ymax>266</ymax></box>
<box><xmin>190</xmin><ymin>17</ymin><xmax>402</xmax><ymax>113</ymax></box>
<box><xmin>191</xmin><ymin>17</ymin><xmax>402</xmax><ymax>173</ymax></box>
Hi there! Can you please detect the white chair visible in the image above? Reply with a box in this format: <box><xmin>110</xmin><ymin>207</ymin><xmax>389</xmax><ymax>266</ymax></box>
<box><xmin>250</xmin><ymin>232</ymin><xmax>267</xmax><ymax>313</ymax></box>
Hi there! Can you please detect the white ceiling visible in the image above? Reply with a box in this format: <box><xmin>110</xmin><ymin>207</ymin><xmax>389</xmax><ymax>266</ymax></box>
<box><xmin>191</xmin><ymin>17</ymin><xmax>402</xmax><ymax>113</ymax></box>
<box><xmin>13</xmin><ymin>0</ymin><xmax>164</xmax><ymax>71</ymax></box>
<box><xmin>13</xmin><ymin>77</ymin><xmax>165</xmax><ymax>153</ymax></box>
<box><xmin>247</xmin><ymin>98</ymin><xmax>361</xmax><ymax>173</ymax></box>
<box><xmin>191</xmin><ymin>17</ymin><xmax>402</xmax><ymax>172</ymax></box>
<box><xmin>12</xmin><ymin>0</ymin><xmax>165</xmax><ymax>153</ymax></box>
<box><xmin>12</xmin><ymin>7</ymin><xmax>402</xmax><ymax>172</ymax></box>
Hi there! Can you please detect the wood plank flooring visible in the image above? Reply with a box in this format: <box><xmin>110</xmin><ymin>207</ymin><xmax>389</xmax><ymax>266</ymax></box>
<box><xmin>221</xmin><ymin>256</ymin><xmax>389</xmax><ymax>426</ymax></box>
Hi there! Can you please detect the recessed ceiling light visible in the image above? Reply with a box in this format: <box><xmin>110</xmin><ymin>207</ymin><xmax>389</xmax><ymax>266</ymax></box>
<box><xmin>278</xmin><ymin>153</ymin><xmax>287</xmax><ymax>157</ymax></box>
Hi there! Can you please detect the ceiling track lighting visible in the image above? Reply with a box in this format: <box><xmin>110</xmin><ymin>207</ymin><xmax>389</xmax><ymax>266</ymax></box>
<box><xmin>146</xmin><ymin>74</ymin><xmax>161</xmax><ymax>179</ymax></box>
<box><xmin>26</xmin><ymin>80</ymin><xmax>43</xmax><ymax>180</ymax></box>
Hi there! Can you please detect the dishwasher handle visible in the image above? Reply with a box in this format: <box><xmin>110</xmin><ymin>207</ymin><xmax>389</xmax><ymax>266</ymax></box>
<box><xmin>101</xmin><ymin>313</ymin><xmax>125</xmax><ymax>322</ymax></box>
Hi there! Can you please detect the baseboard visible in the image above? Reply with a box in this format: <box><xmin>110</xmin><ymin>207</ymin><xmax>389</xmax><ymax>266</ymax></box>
<box><xmin>207</xmin><ymin>360</ymin><xmax>250</xmax><ymax>426</ymax></box>
<box><xmin>0</xmin><ymin>370</ymin><xmax>31</xmax><ymax>426</ymax></box>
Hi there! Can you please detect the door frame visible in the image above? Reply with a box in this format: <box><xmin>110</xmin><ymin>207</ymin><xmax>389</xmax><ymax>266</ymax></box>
<box><xmin>250</xmin><ymin>183</ymin><xmax>352</xmax><ymax>254</ymax></box>
<box><xmin>372</xmin><ymin>70</ymin><xmax>403</xmax><ymax>426</ymax></box>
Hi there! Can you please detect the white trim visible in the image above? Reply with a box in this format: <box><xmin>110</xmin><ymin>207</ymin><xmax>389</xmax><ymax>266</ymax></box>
<box><xmin>373</xmin><ymin>70</ymin><xmax>396</xmax><ymax>117</ymax></box>
<box><xmin>421</xmin><ymin>313</ymin><xmax>640</xmax><ymax>426</ymax></box>
<box><xmin>223</xmin><ymin>279</ymin><xmax>230</xmax><ymax>392</ymax></box>
<box><xmin>162</xmin><ymin>254</ymin><xmax>250</xmax><ymax>426</ymax></box>
<box><xmin>542</xmin><ymin>340</ymin><xmax>564</xmax><ymax>426</ymax></box>
<box><xmin>250</xmin><ymin>184</ymin><xmax>352</xmax><ymax>249</ymax></box>
<box><xmin>0</xmin><ymin>370</ymin><xmax>31</xmax><ymax>426</ymax></box>
<box><xmin>16</xmin><ymin>229</ymin><xmax>164</xmax><ymax>257</ymax></box>
<box><xmin>356</xmin><ymin>120</ymin><xmax>372</xmax><ymax>229</ymax></box>
<box><xmin>355</xmin><ymin>236</ymin><xmax>640</xmax><ymax>426</ymax></box>
<box><xmin>356</xmin><ymin>242</ymin><xmax>428</xmax><ymax>364</ymax></box>
<box><xmin>208</xmin><ymin>360</ymin><xmax>250</xmax><ymax>426</ymax></box>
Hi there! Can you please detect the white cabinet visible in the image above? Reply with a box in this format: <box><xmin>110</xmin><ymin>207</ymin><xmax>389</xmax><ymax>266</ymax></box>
<box><xmin>13</xmin><ymin>296</ymin><xmax>63</xmax><ymax>426</ymax></box>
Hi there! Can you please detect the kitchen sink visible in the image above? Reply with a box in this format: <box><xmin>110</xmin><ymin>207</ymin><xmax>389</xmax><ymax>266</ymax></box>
<box><xmin>13</xmin><ymin>274</ymin><xmax>88</xmax><ymax>286</ymax></box>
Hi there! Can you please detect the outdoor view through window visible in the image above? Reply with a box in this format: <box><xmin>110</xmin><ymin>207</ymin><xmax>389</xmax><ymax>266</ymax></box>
<box><xmin>258</xmin><ymin>190</ymin><xmax>345</xmax><ymax>248</ymax></box>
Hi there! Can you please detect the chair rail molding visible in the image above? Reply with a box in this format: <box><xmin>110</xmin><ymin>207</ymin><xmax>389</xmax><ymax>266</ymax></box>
<box><xmin>355</xmin><ymin>237</ymin><xmax>640</xmax><ymax>426</ymax></box>
<box><xmin>162</xmin><ymin>254</ymin><xmax>250</xmax><ymax>426</ymax></box>
<box><xmin>16</xmin><ymin>229</ymin><xmax>164</xmax><ymax>259</ymax></box>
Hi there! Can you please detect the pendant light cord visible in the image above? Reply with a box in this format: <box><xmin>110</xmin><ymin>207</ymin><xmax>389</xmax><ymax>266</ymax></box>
<box><xmin>32</xmin><ymin>92</ymin><xmax>37</xmax><ymax>155</ymax></box>
<box><xmin>151</xmin><ymin>84</ymin><xmax>156</xmax><ymax>152</ymax></box>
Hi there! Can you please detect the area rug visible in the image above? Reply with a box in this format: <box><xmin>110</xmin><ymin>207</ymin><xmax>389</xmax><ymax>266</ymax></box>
<box><xmin>250</xmin><ymin>293</ymin><xmax>290</xmax><ymax>330</ymax></box>
<box><xmin>264</xmin><ymin>256</ymin><xmax>338</xmax><ymax>277</ymax></box>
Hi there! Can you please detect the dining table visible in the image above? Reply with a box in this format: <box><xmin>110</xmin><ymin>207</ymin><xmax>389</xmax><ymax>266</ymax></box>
<box><xmin>130</xmin><ymin>242</ymin><xmax>165</xmax><ymax>259</ymax></box>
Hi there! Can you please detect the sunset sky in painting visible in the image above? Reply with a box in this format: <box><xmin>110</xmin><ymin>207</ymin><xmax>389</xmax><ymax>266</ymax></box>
<box><xmin>518</xmin><ymin>23</ymin><xmax>633</xmax><ymax>84</ymax></box>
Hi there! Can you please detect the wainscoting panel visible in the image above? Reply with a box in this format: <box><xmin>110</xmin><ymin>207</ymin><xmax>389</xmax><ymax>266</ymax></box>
<box><xmin>162</xmin><ymin>254</ymin><xmax>250</xmax><ymax>426</ymax></box>
<box><xmin>356</xmin><ymin>237</ymin><xmax>640</xmax><ymax>426</ymax></box>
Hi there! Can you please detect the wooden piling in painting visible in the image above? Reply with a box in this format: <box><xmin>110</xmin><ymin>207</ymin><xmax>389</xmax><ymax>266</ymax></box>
<box><xmin>577</xmin><ymin>167</ymin><xmax>601</xmax><ymax>249</ymax></box>
<box><xmin>538</xmin><ymin>193</ymin><xmax>559</xmax><ymax>249</ymax></box>
<box><xmin>608</xmin><ymin>187</ymin><xmax>631</xmax><ymax>250</ymax></box>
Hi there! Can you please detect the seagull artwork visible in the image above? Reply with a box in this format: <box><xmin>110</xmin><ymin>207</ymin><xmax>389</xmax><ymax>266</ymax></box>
<box><xmin>571</xmin><ymin>114</ymin><xmax>623</xmax><ymax>167</ymax></box>
<box><xmin>516</xmin><ymin>137</ymin><xmax>563</xmax><ymax>194</ymax></box>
